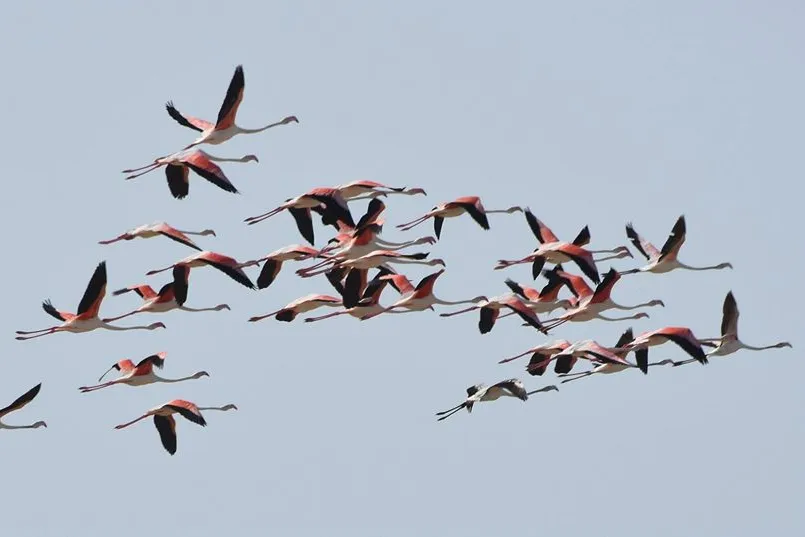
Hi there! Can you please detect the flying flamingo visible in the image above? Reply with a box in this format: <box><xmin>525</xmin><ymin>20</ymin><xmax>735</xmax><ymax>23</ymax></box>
<box><xmin>558</xmin><ymin>328</ymin><xmax>674</xmax><ymax>383</ymax></box>
<box><xmin>498</xmin><ymin>339</ymin><xmax>573</xmax><ymax>376</ymax></box>
<box><xmin>165</xmin><ymin>64</ymin><xmax>298</xmax><ymax>150</ymax></box>
<box><xmin>243</xmin><ymin>187</ymin><xmax>355</xmax><ymax>244</ymax></box>
<box><xmin>396</xmin><ymin>196</ymin><xmax>523</xmax><ymax>239</ymax></box>
<box><xmin>537</xmin><ymin>268</ymin><xmax>660</xmax><ymax>331</ymax></box>
<box><xmin>624</xmin><ymin>326</ymin><xmax>709</xmax><ymax>371</ymax></box>
<box><xmin>622</xmin><ymin>215</ymin><xmax>733</xmax><ymax>275</ymax></box>
<box><xmin>546</xmin><ymin>338</ymin><xmax>649</xmax><ymax>377</ymax></box>
<box><xmin>298</xmin><ymin>250</ymin><xmax>446</xmax><ymax>278</ymax></box>
<box><xmin>114</xmin><ymin>399</ymin><xmax>238</xmax><ymax>455</ymax></box>
<box><xmin>145</xmin><ymin>251</ymin><xmax>256</xmax><ymax>290</ymax></box>
<box><xmin>248</xmin><ymin>244</ymin><xmax>324</xmax><ymax>289</ymax></box>
<box><xmin>122</xmin><ymin>149</ymin><xmax>258</xmax><ymax>199</ymax></box>
<box><xmin>305</xmin><ymin>270</ymin><xmax>403</xmax><ymax>323</ymax></box>
<box><xmin>435</xmin><ymin>379</ymin><xmax>558</xmax><ymax>421</ymax></box>
<box><xmin>360</xmin><ymin>269</ymin><xmax>488</xmax><ymax>320</ymax></box>
<box><xmin>439</xmin><ymin>293</ymin><xmax>548</xmax><ymax>335</ymax></box>
<box><xmin>78</xmin><ymin>352</ymin><xmax>209</xmax><ymax>393</ymax></box>
<box><xmin>495</xmin><ymin>242</ymin><xmax>630</xmax><ymax>285</ymax></box>
<box><xmin>672</xmin><ymin>291</ymin><xmax>792</xmax><ymax>367</ymax></box>
<box><xmin>98</xmin><ymin>222</ymin><xmax>216</xmax><ymax>251</ymax></box>
<box><xmin>522</xmin><ymin>209</ymin><xmax>592</xmax><ymax>248</ymax></box>
<box><xmin>334</xmin><ymin>180</ymin><xmax>427</xmax><ymax>201</ymax></box>
<box><xmin>248</xmin><ymin>294</ymin><xmax>343</xmax><ymax>323</ymax></box>
<box><xmin>0</xmin><ymin>383</ymin><xmax>46</xmax><ymax>431</ymax></box>
<box><xmin>103</xmin><ymin>264</ymin><xmax>230</xmax><ymax>322</ymax></box>
<box><xmin>549</xmin><ymin>266</ymin><xmax>665</xmax><ymax>314</ymax></box>
<box><xmin>16</xmin><ymin>261</ymin><xmax>166</xmax><ymax>341</ymax></box>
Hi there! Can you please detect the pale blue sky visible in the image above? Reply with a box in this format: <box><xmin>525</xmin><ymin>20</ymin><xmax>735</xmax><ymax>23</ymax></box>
<box><xmin>1</xmin><ymin>2</ymin><xmax>803</xmax><ymax>535</ymax></box>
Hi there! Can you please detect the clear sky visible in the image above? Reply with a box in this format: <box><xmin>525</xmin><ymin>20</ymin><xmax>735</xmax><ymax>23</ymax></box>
<box><xmin>1</xmin><ymin>2</ymin><xmax>802</xmax><ymax>535</ymax></box>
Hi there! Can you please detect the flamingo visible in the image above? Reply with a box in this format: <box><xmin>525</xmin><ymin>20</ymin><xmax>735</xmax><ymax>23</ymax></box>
<box><xmin>78</xmin><ymin>352</ymin><xmax>209</xmax><ymax>393</ymax></box>
<box><xmin>546</xmin><ymin>338</ymin><xmax>649</xmax><ymax>377</ymax></box>
<box><xmin>145</xmin><ymin>251</ymin><xmax>256</xmax><ymax>290</ymax></box>
<box><xmin>16</xmin><ymin>261</ymin><xmax>166</xmax><ymax>341</ymax></box>
<box><xmin>396</xmin><ymin>196</ymin><xmax>523</xmax><ymax>239</ymax></box>
<box><xmin>122</xmin><ymin>149</ymin><xmax>258</xmax><ymax>199</ymax></box>
<box><xmin>298</xmin><ymin>250</ymin><xmax>446</xmax><ymax>278</ymax></box>
<box><xmin>538</xmin><ymin>268</ymin><xmax>660</xmax><ymax>331</ymax></box>
<box><xmin>114</xmin><ymin>399</ymin><xmax>237</xmax><ymax>455</ymax></box>
<box><xmin>672</xmin><ymin>291</ymin><xmax>792</xmax><ymax>366</ymax></box>
<box><xmin>98</xmin><ymin>222</ymin><xmax>216</xmax><ymax>251</ymax></box>
<box><xmin>558</xmin><ymin>328</ymin><xmax>674</xmax><ymax>383</ymax></box>
<box><xmin>334</xmin><ymin>180</ymin><xmax>427</xmax><ymax>201</ymax></box>
<box><xmin>103</xmin><ymin>264</ymin><xmax>230</xmax><ymax>322</ymax></box>
<box><xmin>165</xmin><ymin>64</ymin><xmax>298</xmax><ymax>150</ymax></box>
<box><xmin>360</xmin><ymin>269</ymin><xmax>488</xmax><ymax>320</ymax></box>
<box><xmin>243</xmin><ymin>187</ymin><xmax>355</xmax><ymax>244</ymax></box>
<box><xmin>522</xmin><ymin>209</ymin><xmax>593</xmax><ymax>248</ymax></box>
<box><xmin>435</xmin><ymin>379</ymin><xmax>558</xmax><ymax>421</ymax></box>
<box><xmin>498</xmin><ymin>339</ymin><xmax>573</xmax><ymax>376</ymax></box>
<box><xmin>494</xmin><ymin>242</ymin><xmax>630</xmax><ymax>285</ymax></box>
<box><xmin>0</xmin><ymin>383</ymin><xmax>46</xmax><ymax>431</ymax></box>
<box><xmin>439</xmin><ymin>293</ymin><xmax>548</xmax><ymax>335</ymax></box>
<box><xmin>248</xmin><ymin>294</ymin><xmax>343</xmax><ymax>323</ymax></box>
<box><xmin>624</xmin><ymin>326</ymin><xmax>709</xmax><ymax>370</ymax></box>
<box><xmin>305</xmin><ymin>270</ymin><xmax>404</xmax><ymax>323</ymax></box>
<box><xmin>622</xmin><ymin>215</ymin><xmax>733</xmax><ymax>275</ymax></box>
<box><xmin>248</xmin><ymin>244</ymin><xmax>324</xmax><ymax>289</ymax></box>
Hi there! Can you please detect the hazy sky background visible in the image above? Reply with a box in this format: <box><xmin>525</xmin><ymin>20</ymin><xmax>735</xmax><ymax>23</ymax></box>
<box><xmin>1</xmin><ymin>2</ymin><xmax>802</xmax><ymax>535</ymax></box>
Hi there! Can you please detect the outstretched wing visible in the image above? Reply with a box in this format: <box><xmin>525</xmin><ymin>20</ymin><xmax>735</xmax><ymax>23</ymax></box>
<box><xmin>525</xmin><ymin>209</ymin><xmax>559</xmax><ymax>244</ymax></box>
<box><xmin>165</xmin><ymin>165</ymin><xmax>190</xmax><ymax>200</ymax></box>
<box><xmin>625</xmin><ymin>223</ymin><xmax>659</xmax><ymax>261</ymax></box>
<box><xmin>183</xmin><ymin>153</ymin><xmax>239</xmax><ymax>194</ymax></box>
<box><xmin>721</xmin><ymin>291</ymin><xmax>739</xmax><ymax>337</ymax></box>
<box><xmin>215</xmin><ymin>65</ymin><xmax>245</xmax><ymax>130</ymax></box>
<box><xmin>658</xmin><ymin>215</ymin><xmax>686</xmax><ymax>261</ymax></box>
<box><xmin>0</xmin><ymin>383</ymin><xmax>42</xmax><ymax>418</ymax></box>
<box><xmin>41</xmin><ymin>300</ymin><xmax>73</xmax><ymax>321</ymax></box>
<box><xmin>76</xmin><ymin>261</ymin><xmax>107</xmax><ymax>317</ymax></box>
<box><xmin>165</xmin><ymin>101</ymin><xmax>213</xmax><ymax>132</ymax></box>
<box><xmin>153</xmin><ymin>415</ymin><xmax>178</xmax><ymax>455</ymax></box>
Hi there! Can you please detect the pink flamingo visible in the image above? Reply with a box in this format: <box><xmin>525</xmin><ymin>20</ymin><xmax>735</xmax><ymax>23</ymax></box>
<box><xmin>16</xmin><ymin>262</ymin><xmax>165</xmax><ymax>341</ymax></box>
<box><xmin>79</xmin><ymin>352</ymin><xmax>209</xmax><ymax>393</ymax></box>
<box><xmin>166</xmin><ymin>64</ymin><xmax>298</xmax><ymax>149</ymax></box>
<box><xmin>396</xmin><ymin>196</ymin><xmax>523</xmax><ymax>239</ymax></box>
<box><xmin>122</xmin><ymin>149</ymin><xmax>258</xmax><ymax>199</ymax></box>
<box><xmin>248</xmin><ymin>244</ymin><xmax>324</xmax><ymax>289</ymax></box>
<box><xmin>98</xmin><ymin>222</ymin><xmax>216</xmax><ymax>251</ymax></box>
<box><xmin>360</xmin><ymin>269</ymin><xmax>487</xmax><ymax>320</ymax></box>
<box><xmin>439</xmin><ymin>293</ymin><xmax>547</xmax><ymax>335</ymax></box>
<box><xmin>623</xmin><ymin>215</ymin><xmax>733</xmax><ymax>275</ymax></box>
<box><xmin>103</xmin><ymin>264</ymin><xmax>230</xmax><ymax>322</ymax></box>
<box><xmin>114</xmin><ymin>399</ymin><xmax>237</xmax><ymax>455</ymax></box>
<box><xmin>335</xmin><ymin>180</ymin><xmax>426</xmax><ymax>201</ymax></box>
<box><xmin>248</xmin><ymin>294</ymin><xmax>343</xmax><ymax>323</ymax></box>
<box><xmin>145</xmin><ymin>251</ymin><xmax>256</xmax><ymax>290</ymax></box>
<box><xmin>624</xmin><ymin>326</ymin><xmax>710</xmax><ymax>370</ymax></box>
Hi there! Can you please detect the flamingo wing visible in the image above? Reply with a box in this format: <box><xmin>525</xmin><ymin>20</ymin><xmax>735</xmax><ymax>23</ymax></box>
<box><xmin>625</xmin><ymin>223</ymin><xmax>660</xmax><ymax>261</ymax></box>
<box><xmin>172</xmin><ymin>264</ymin><xmax>190</xmax><ymax>306</ymax></box>
<box><xmin>571</xmin><ymin>226</ymin><xmax>591</xmax><ymax>247</ymax></box>
<box><xmin>721</xmin><ymin>291</ymin><xmax>739</xmax><ymax>337</ymax></box>
<box><xmin>199</xmin><ymin>252</ymin><xmax>255</xmax><ymax>289</ymax></box>
<box><xmin>165</xmin><ymin>164</ymin><xmax>190</xmax><ymax>199</ymax></box>
<box><xmin>493</xmin><ymin>378</ymin><xmax>528</xmax><ymax>400</ymax></box>
<box><xmin>136</xmin><ymin>352</ymin><xmax>167</xmax><ymax>370</ymax></box>
<box><xmin>551</xmin><ymin>268</ymin><xmax>593</xmax><ymax>298</ymax></box>
<box><xmin>383</xmin><ymin>273</ymin><xmax>415</xmax><ymax>295</ymax></box>
<box><xmin>478</xmin><ymin>306</ymin><xmax>500</xmax><ymax>334</ymax></box>
<box><xmin>453</xmin><ymin>199</ymin><xmax>490</xmax><ymax>230</ymax></box>
<box><xmin>153</xmin><ymin>414</ymin><xmax>178</xmax><ymax>455</ymax></box>
<box><xmin>526</xmin><ymin>352</ymin><xmax>554</xmax><ymax>376</ymax></box>
<box><xmin>658</xmin><ymin>216</ymin><xmax>686</xmax><ymax>261</ymax></box>
<box><xmin>154</xmin><ymin>224</ymin><xmax>202</xmax><ymax>251</ymax></box>
<box><xmin>0</xmin><ymin>383</ymin><xmax>42</xmax><ymax>418</ymax></box>
<box><xmin>288</xmin><ymin>207</ymin><xmax>315</xmax><ymax>245</ymax></box>
<box><xmin>165</xmin><ymin>101</ymin><xmax>214</xmax><ymax>132</ymax></box>
<box><xmin>164</xmin><ymin>400</ymin><xmax>207</xmax><ymax>426</ymax></box>
<box><xmin>355</xmin><ymin>198</ymin><xmax>386</xmax><ymax>230</ymax></box>
<box><xmin>41</xmin><ymin>300</ymin><xmax>73</xmax><ymax>322</ymax></box>
<box><xmin>558</xmin><ymin>245</ymin><xmax>601</xmax><ymax>284</ymax></box>
<box><xmin>662</xmin><ymin>330</ymin><xmax>707</xmax><ymax>364</ymax></box>
<box><xmin>215</xmin><ymin>65</ymin><xmax>245</xmax><ymax>130</ymax></box>
<box><xmin>311</xmin><ymin>193</ymin><xmax>355</xmax><ymax>229</ymax></box>
<box><xmin>504</xmin><ymin>297</ymin><xmax>546</xmax><ymax>334</ymax></box>
<box><xmin>524</xmin><ymin>209</ymin><xmax>560</xmax><ymax>244</ymax></box>
<box><xmin>113</xmin><ymin>285</ymin><xmax>157</xmax><ymax>300</ymax></box>
<box><xmin>591</xmin><ymin>268</ymin><xmax>620</xmax><ymax>302</ymax></box>
<box><xmin>183</xmin><ymin>152</ymin><xmax>238</xmax><ymax>194</ymax></box>
<box><xmin>256</xmin><ymin>259</ymin><xmax>282</xmax><ymax>290</ymax></box>
<box><xmin>613</xmin><ymin>328</ymin><xmax>635</xmax><ymax>357</ymax></box>
<box><xmin>76</xmin><ymin>261</ymin><xmax>107</xmax><ymax>318</ymax></box>
<box><xmin>413</xmin><ymin>269</ymin><xmax>445</xmax><ymax>296</ymax></box>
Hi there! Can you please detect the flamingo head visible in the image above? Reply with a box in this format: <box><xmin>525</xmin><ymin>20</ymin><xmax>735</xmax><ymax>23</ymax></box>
<box><xmin>429</xmin><ymin>258</ymin><xmax>447</xmax><ymax>267</ymax></box>
<box><xmin>282</xmin><ymin>116</ymin><xmax>299</xmax><ymax>124</ymax></box>
<box><xmin>242</xmin><ymin>155</ymin><xmax>259</xmax><ymax>163</ymax></box>
<box><xmin>717</xmin><ymin>262</ymin><xmax>733</xmax><ymax>269</ymax></box>
<box><xmin>194</xmin><ymin>371</ymin><xmax>210</xmax><ymax>379</ymax></box>
<box><xmin>215</xmin><ymin>304</ymin><xmax>231</xmax><ymax>311</ymax></box>
<box><xmin>149</xmin><ymin>322</ymin><xmax>167</xmax><ymax>330</ymax></box>
<box><xmin>405</xmin><ymin>187</ymin><xmax>427</xmax><ymax>196</ymax></box>
<box><xmin>505</xmin><ymin>206</ymin><xmax>524</xmax><ymax>213</ymax></box>
<box><xmin>648</xmin><ymin>299</ymin><xmax>665</xmax><ymax>307</ymax></box>
<box><xmin>613</xmin><ymin>246</ymin><xmax>633</xmax><ymax>258</ymax></box>
<box><xmin>220</xmin><ymin>404</ymin><xmax>238</xmax><ymax>411</ymax></box>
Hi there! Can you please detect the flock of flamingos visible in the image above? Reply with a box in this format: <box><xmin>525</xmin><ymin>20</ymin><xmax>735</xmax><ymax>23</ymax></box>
<box><xmin>3</xmin><ymin>65</ymin><xmax>793</xmax><ymax>454</ymax></box>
